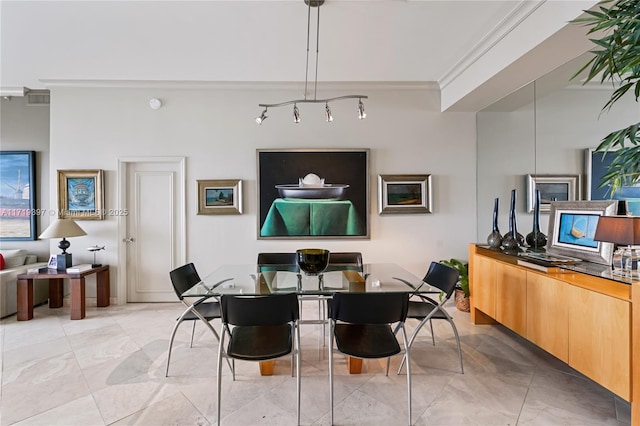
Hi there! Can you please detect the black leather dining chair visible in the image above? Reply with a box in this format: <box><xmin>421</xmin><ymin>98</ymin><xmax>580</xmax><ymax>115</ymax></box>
<box><xmin>257</xmin><ymin>252</ymin><xmax>298</xmax><ymax>272</ymax></box>
<box><xmin>216</xmin><ymin>293</ymin><xmax>301</xmax><ymax>425</ymax></box>
<box><xmin>394</xmin><ymin>261</ymin><xmax>464</xmax><ymax>374</ymax></box>
<box><xmin>325</xmin><ymin>252</ymin><xmax>363</xmax><ymax>271</ymax></box>
<box><xmin>166</xmin><ymin>263</ymin><xmax>221</xmax><ymax>377</ymax></box>
<box><xmin>328</xmin><ymin>292</ymin><xmax>411</xmax><ymax>425</ymax></box>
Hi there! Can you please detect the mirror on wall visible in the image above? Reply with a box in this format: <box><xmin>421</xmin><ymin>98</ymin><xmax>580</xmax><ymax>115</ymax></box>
<box><xmin>476</xmin><ymin>52</ymin><xmax>639</xmax><ymax>245</ymax></box>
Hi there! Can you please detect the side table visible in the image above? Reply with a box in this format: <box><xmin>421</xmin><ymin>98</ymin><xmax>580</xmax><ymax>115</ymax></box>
<box><xmin>16</xmin><ymin>265</ymin><xmax>110</xmax><ymax>320</ymax></box>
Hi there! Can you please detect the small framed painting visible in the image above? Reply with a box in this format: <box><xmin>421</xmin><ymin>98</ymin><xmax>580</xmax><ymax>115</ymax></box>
<box><xmin>378</xmin><ymin>174</ymin><xmax>432</xmax><ymax>214</ymax></box>
<box><xmin>197</xmin><ymin>179</ymin><xmax>242</xmax><ymax>215</ymax></box>
<box><xmin>58</xmin><ymin>169</ymin><xmax>104</xmax><ymax>220</ymax></box>
<box><xmin>526</xmin><ymin>174</ymin><xmax>580</xmax><ymax>212</ymax></box>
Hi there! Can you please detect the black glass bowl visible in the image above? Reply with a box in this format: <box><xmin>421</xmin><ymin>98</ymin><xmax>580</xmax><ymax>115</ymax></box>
<box><xmin>296</xmin><ymin>249</ymin><xmax>330</xmax><ymax>275</ymax></box>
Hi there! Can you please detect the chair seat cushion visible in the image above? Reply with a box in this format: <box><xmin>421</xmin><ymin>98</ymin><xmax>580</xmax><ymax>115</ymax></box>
<box><xmin>227</xmin><ymin>324</ymin><xmax>292</xmax><ymax>361</ymax></box>
<box><xmin>181</xmin><ymin>301</ymin><xmax>221</xmax><ymax>321</ymax></box>
<box><xmin>407</xmin><ymin>300</ymin><xmax>446</xmax><ymax>320</ymax></box>
<box><xmin>334</xmin><ymin>323</ymin><xmax>401</xmax><ymax>358</ymax></box>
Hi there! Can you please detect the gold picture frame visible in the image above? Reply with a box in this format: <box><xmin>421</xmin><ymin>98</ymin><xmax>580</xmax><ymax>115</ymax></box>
<box><xmin>197</xmin><ymin>179</ymin><xmax>242</xmax><ymax>215</ymax></box>
<box><xmin>57</xmin><ymin>169</ymin><xmax>104</xmax><ymax>220</ymax></box>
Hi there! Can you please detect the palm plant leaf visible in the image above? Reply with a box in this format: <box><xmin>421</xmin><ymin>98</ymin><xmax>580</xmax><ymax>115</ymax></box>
<box><xmin>572</xmin><ymin>0</ymin><xmax>640</xmax><ymax>195</ymax></box>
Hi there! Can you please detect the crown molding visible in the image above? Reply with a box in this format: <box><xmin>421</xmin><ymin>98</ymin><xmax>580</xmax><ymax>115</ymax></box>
<box><xmin>40</xmin><ymin>79</ymin><xmax>439</xmax><ymax>92</ymax></box>
<box><xmin>439</xmin><ymin>1</ymin><xmax>545</xmax><ymax>90</ymax></box>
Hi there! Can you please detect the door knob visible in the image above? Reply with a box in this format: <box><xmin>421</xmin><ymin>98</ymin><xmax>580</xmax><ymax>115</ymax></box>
<box><xmin>123</xmin><ymin>237</ymin><xmax>135</xmax><ymax>243</ymax></box>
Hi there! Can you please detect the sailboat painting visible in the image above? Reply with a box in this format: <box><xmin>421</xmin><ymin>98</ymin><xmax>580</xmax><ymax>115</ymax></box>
<box><xmin>0</xmin><ymin>151</ymin><xmax>36</xmax><ymax>240</ymax></box>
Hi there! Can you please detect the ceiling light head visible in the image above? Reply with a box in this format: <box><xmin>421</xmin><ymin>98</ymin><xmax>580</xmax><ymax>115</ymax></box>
<box><xmin>325</xmin><ymin>103</ymin><xmax>333</xmax><ymax>122</ymax></box>
<box><xmin>256</xmin><ymin>108</ymin><xmax>268</xmax><ymax>125</ymax></box>
<box><xmin>293</xmin><ymin>104</ymin><xmax>301</xmax><ymax>123</ymax></box>
<box><xmin>358</xmin><ymin>99</ymin><xmax>367</xmax><ymax>120</ymax></box>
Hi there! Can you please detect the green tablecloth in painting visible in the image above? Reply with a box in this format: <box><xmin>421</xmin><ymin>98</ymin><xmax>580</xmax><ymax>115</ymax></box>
<box><xmin>261</xmin><ymin>198</ymin><xmax>364</xmax><ymax>237</ymax></box>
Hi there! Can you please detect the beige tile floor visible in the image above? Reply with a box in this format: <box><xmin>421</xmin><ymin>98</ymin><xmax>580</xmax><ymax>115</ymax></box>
<box><xmin>0</xmin><ymin>299</ymin><xmax>631</xmax><ymax>425</ymax></box>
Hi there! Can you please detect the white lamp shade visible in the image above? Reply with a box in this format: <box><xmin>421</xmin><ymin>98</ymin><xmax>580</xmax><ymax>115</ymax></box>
<box><xmin>39</xmin><ymin>218</ymin><xmax>87</xmax><ymax>239</ymax></box>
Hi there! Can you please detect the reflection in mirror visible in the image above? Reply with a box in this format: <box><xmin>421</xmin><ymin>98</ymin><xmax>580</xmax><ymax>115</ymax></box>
<box><xmin>476</xmin><ymin>52</ymin><xmax>639</xmax><ymax>246</ymax></box>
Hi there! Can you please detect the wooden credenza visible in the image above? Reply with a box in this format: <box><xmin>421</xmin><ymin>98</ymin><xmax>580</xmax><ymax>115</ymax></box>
<box><xmin>469</xmin><ymin>244</ymin><xmax>637</xmax><ymax>423</ymax></box>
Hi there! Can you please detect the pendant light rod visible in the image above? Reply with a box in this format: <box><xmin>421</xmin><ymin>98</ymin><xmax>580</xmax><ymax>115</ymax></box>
<box><xmin>259</xmin><ymin>95</ymin><xmax>367</xmax><ymax>109</ymax></box>
<box><xmin>255</xmin><ymin>0</ymin><xmax>368</xmax><ymax>124</ymax></box>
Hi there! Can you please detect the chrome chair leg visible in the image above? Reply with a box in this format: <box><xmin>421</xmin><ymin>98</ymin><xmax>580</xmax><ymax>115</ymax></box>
<box><xmin>328</xmin><ymin>319</ymin><xmax>335</xmax><ymax>426</ymax></box>
<box><xmin>165</xmin><ymin>319</ymin><xmax>183</xmax><ymax>377</ymax></box>
<box><xmin>190</xmin><ymin>321</ymin><xmax>196</xmax><ymax>348</ymax></box>
<box><xmin>449</xmin><ymin>318</ymin><xmax>464</xmax><ymax>374</ymax></box>
<box><xmin>400</xmin><ymin>324</ymin><xmax>411</xmax><ymax>426</ymax></box>
<box><xmin>216</xmin><ymin>328</ymin><xmax>225</xmax><ymax>426</ymax></box>
<box><xmin>429</xmin><ymin>319</ymin><xmax>435</xmax><ymax>346</ymax></box>
<box><xmin>295</xmin><ymin>321</ymin><xmax>301</xmax><ymax>426</ymax></box>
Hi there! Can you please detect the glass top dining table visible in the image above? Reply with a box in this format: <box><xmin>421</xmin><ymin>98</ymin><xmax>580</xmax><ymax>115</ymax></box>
<box><xmin>182</xmin><ymin>263</ymin><xmax>437</xmax><ymax>298</ymax></box>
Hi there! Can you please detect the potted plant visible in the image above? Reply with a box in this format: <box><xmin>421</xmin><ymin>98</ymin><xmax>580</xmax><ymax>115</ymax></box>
<box><xmin>439</xmin><ymin>258</ymin><xmax>470</xmax><ymax>312</ymax></box>
<box><xmin>573</xmin><ymin>0</ymin><xmax>640</xmax><ymax>195</ymax></box>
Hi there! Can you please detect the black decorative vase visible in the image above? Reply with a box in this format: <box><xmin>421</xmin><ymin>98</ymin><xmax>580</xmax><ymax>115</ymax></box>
<box><xmin>486</xmin><ymin>198</ymin><xmax>502</xmax><ymax>249</ymax></box>
<box><xmin>502</xmin><ymin>189</ymin><xmax>523</xmax><ymax>252</ymax></box>
<box><xmin>526</xmin><ymin>189</ymin><xmax>547</xmax><ymax>251</ymax></box>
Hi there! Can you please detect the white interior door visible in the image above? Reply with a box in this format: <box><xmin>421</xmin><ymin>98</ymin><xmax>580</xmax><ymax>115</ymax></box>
<box><xmin>123</xmin><ymin>158</ymin><xmax>185</xmax><ymax>302</ymax></box>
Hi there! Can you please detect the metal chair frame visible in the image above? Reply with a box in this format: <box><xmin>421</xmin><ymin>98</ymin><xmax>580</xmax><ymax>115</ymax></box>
<box><xmin>394</xmin><ymin>261</ymin><xmax>464</xmax><ymax>375</ymax></box>
<box><xmin>216</xmin><ymin>293</ymin><xmax>301</xmax><ymax>425</ymax></box>
<box><xmin>328</xmin><ymin>292</ymin><xmax>412</xmax><ymax>425</ymax></box>
<box><xmin>166</xmin><ymin>263</ymin><xmax>222</xmax><ymax>377</ymax></box>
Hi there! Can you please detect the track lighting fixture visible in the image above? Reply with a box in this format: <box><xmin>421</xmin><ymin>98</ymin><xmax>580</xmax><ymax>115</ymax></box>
<box><xmin>256</xmin><ymin>0</ymin><xmax>368</xmax><ymax>124</ymax></box>
<box><xmin>358</xmin><ymin>98</ymin><xmax>366</xmax><ymax>120</ymax></box>
<box><xmin>325</xmin><ymin>103</ymin><xmax>333</xmax><ymax>122</ymax></box>
<box><xmin>293</xmin><ymin>104</ymin><xmax>301</xmax><ymax>123</ymax></box>
<box><xmin>255</xmin><ymin>108</ymin><xmax>268</xmax><ymax>125</ymax></box>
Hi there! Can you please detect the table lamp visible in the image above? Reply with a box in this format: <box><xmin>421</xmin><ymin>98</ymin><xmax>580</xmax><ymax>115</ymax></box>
<box><xmin>593</xmin><ymin>215</ymin><xmax>640</xmax><ymax>278</ymax></box>
<box><xmin>39</xmin><ymin>218</ymin><xmax>87</xmax><ymax>270</ymax></box>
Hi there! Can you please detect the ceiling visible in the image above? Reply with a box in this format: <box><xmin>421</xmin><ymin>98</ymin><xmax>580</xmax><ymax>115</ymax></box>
<box><xmin>0</xmin><ymin>0</ymin><xmax>599</xmax><ymax>111</ymax></box>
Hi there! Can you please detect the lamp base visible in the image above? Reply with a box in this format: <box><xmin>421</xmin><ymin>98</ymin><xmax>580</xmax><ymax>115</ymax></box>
<box><xmin>56</xmin><ymin>253</ymin><xmax>72</xmax><ymax>271</ymax></box>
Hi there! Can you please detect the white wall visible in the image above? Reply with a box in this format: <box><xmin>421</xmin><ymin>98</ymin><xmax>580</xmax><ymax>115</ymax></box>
<box><xmin>48</xmin><ymin>84</ymin><xmax>477</xmax><ymax>298</ymax></box>
<box><xmin>0</xmin><ymin>96</ymin><xmax>51</xmax><ymax>259</ymax></box>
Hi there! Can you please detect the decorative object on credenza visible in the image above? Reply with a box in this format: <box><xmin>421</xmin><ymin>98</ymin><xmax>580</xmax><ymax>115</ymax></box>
<box><xmin>547</xmin><ymin>200</ymin><xmax>618</xmax><ymax>265</ymax></box>
<box><xmin>526</xmin><ymin>174</ymin><xmax>580</xmax><ymax>212</ymax></box>
<box><xmin>255</xmin><ymin>0</ymin><xmax>367</xmax><ymax>125</ymax></box>
<box><xmin>526</xmin><ymin>189</ymin><xmax>548</xmax><ymax>251</ymax></box>
<box><xmin>486</xmin><ymin>197</ymin><xmax>502</xmax><ymax>249</ymax></box>
<box><xmin>378</xmin><ymin>174</ymin><xmax>433</xmax><ymax>215</ymax></box>
<box><xmin>87</xmin><ymin>245</ymin><xmax>105</xmax><ymax>268</ymax></box>
<box><xmin>501</xmin><ymin>189</ymin><xmax>523</xmax><ymax>252</ymax></box>
<box><xmin>57</xmin><ymin>169</ymin><xmax>104</xmax><ymax>220</ymax></box>
<box><xmin>0</xmin><ymin>151</ymin><xmax>37</xmax><ymax>241</ymax></box>
<box><xmin>39</xmin><ymin>218</ymin><xmax>87</xmax><ymax>270</ymax></box>
<box><xmin>593</xmin><ymin>215</ymin><xmax>640</xmax><ymax>277</ymax></box>
<box><xmin>197</xmin><ymin>179</ymin><xmax>243</xmax><ymax>215</ymax></box>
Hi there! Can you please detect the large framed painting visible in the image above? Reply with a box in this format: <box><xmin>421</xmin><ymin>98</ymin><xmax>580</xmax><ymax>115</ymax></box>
<box><xmin>585</xmin><ymin>148</ymin><xmax>640</xmax><ymax>215</ymax></box>
<box><xmin>57</xmin><ymin>169</ymin><xmax>105</xmax><ymax>220</ymax></box>
<box><xmin>257</xmin><ymin>149</ymin><xmax>369</xmax><ymax>239</ymax></box>
<box><xmin>0</xmin><ymin>151</ymin><xmax>37</xmax><ymax>240</ymax></box>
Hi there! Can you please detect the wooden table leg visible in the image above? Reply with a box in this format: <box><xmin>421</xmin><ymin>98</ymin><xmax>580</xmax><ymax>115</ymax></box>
<box><xmin>259</xmin><ymin>360</ymin><xmax>276</xmax><ymax>376</ymax></box>
<box><xmin>70</xmin><ymin>277</ymin><xmax>86</xmax><ymax>320</ymax></box>
<box><xmin>96</xmin><ymin>268</ymin><xmax>110</xmax><ymax>307</ymax></box>
<box><xmin>17</xmin><ymin>278</ymin><xmax>34</xmax><ymax>321</ymax></box>
<box><xmin>48</xmin><ymin>278</ymin><xmax>64</xmax><ymax>308</ymax></box>
<box><xmin>348</xmin><ymin>357</ymin><xmax>363</xmax><ymax>374</ymax></box>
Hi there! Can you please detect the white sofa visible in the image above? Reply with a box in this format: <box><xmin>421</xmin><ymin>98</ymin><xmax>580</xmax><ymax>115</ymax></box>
<box><xmin>0</xmin><ymin>249</ymin><xmax>48</xmax><ymax>318</ymax></box>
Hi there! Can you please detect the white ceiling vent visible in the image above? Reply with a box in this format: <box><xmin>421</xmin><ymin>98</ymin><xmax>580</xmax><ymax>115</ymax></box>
<box><xmin>27</xmin><ymin>90</ymin><xmax>50</xmax><ymax>106</ymax></box>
